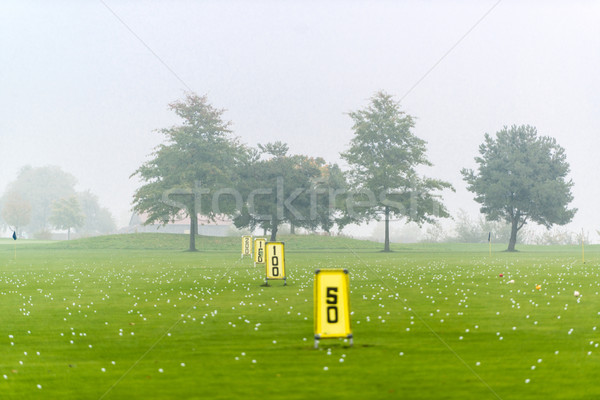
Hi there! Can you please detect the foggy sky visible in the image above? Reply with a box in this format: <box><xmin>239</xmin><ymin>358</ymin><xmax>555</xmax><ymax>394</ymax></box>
<box><xmin>1</xmin><ymin>1</ymin><xmax>599</xmax><ymax>239</ymax></box>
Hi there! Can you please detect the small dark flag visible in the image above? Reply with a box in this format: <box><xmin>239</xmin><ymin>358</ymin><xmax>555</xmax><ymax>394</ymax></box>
<box><xmin>12</xmin><ymin>231</ymin><xmax>17</xmax><ymax>240</ymax></box>
<box><xmin>488</xmin><ymin>232</ymin><xmax>491</xmax><ymax>243</ymax></box>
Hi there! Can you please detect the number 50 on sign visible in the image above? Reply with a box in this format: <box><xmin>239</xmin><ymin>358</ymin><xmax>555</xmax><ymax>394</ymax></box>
<box><xmin>265</xmin><ymin>242</ymin><xmax>286</xmax><ymax>285</ymax></box>
<box><xmin>313</xmin><ymin>269</ymin><xmax>352</xmax><ymax>348</ymax></box>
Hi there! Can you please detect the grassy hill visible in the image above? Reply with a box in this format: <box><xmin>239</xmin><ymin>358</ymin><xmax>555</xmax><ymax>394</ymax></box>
<box><xmin>43</xmin><ymin>233</ymin><xmax>383</xmax><ymax>252</ymax></box>
<box><xmin>2</xmin><ymin>233</ymin><xmax>598</xmax><ymax>255</ymax></box>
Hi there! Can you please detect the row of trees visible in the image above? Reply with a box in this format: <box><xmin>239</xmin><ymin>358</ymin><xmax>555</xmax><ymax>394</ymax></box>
<box><xmin>132</xmin><ymin>92</ymin><xmax>453</xmax><ymax>251</ymax></box>
<box><xmin>0</xmin><ymin>166</ymin><xmax>116</xmax><ymax>239</ymax></box>
<box><xmin>132</xmin><ymin>92</ymin><xmax>576</xmax><ymax>252</ymax></box>
<box><xmin>130</xmin><ymin>94</ymin><xmax>350</xmax><ymax>251</ymax></box>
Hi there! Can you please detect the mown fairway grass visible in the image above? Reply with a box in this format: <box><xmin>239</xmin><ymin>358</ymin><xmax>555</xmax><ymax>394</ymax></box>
<box><xmin>1</xmin><ymin>234</ymin><xmax>599</xmax><ymax>400</ymax></box>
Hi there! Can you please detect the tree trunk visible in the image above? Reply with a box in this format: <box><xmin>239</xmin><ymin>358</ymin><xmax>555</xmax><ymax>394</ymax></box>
<box><xmin>290</xmin><ymin>222</ymin><xmax>295</xmax><ymax>235</ymax></box>
<box><xmin>383</xmin><ymin>206</ymin><xmax>391</xmax><ymax>252</ymax></box>
<box><xmin>507</xmin><ymin>217</ymin><xmax>519</xmax><ymax>252</ymax></box>
<box><xmin>270</xmin><ymin>216</ymin><xmax>278</xmax><ymax>241</ymax></box>
<box><xmin>263</xmin><ymin>226</ymin><xmax>268</xmax><ymax>236</ymax></box>
<box><xmin>188</xmin><ymin>203</ymin><xmax>197</xmax><ymax>252</ymax></box>
<box><xmin>68</xmin><ymin>227</ymin><xmax>71</xmax><ymax>241</ymax></box>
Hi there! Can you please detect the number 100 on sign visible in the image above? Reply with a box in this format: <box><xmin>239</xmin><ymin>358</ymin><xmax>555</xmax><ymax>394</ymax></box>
<box><xmin>265</xmin><ymin>242</ymin><xmax>285</xmax><ymax>283</ymax></box>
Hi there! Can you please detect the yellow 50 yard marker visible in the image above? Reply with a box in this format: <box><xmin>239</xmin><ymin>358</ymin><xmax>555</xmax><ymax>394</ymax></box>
<box><xmin>314</xmin><ymin>268</ymin><xmax>352</xmax><ymax>348</ymax></box>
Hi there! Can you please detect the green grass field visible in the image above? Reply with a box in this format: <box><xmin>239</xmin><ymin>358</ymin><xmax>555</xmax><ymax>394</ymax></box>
<box><xmin>1</xmin><ymin>234</ymin><xmax>599</xmax><ymax>399</ymax></box>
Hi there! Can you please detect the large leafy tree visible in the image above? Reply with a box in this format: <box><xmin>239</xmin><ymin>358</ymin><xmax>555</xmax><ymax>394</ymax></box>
<box><xmin>131</xmin><ymin>93</ymin><xmax>243</xmax><ymax>251</ymax></box>
<box><xmin>49</xmin><ymin>196</ymin><xmax>84</xmax><ymax>240</ymax></box>
<box><xmin>233</xmin><ymin>142</ymin><xmax>327</xmax><ymax>241</ymax></box>
<box><xmin>461</xmin><ymin>125</ymin><xmax>576</xmax><ymax>251</ymax></box>
<box><xmin>341</xmin><ymin>91</ymin><xmax>453</xmax><ymax>252</ymax></box>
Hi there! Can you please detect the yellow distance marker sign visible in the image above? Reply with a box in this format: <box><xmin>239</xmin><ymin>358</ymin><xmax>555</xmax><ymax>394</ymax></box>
<box><xmin>242</xmin><ymin>235</ymin><xmax>252</xmax><ymax>257</ymax></box>
<box><xmin>313</xmin><ymin>269</ymin><xmax>352</xmax><ymax>348</ymax></box>
<box><xmin>265</xmin><ymin>241</ymin><xmax>286</xmax><ymax>285</ymax></box>
<box><xmin>254</xmin><ymin>238</ymin><xmax>266</xmax><ymax>265</ymax></box>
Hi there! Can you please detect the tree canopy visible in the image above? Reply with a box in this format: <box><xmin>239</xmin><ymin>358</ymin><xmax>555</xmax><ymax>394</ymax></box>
<box><xmin>131</xmin><ymin>93</ymin><xmax>243</xmax><ymax>251</ymax></box>
<box><xmin>341</xmin><ymin>91</ymin><xmax>453</xmax><ymax>251</ymax></box>
<box><xmin>232</xmin><ymin>142</ymin><xmax>332</xmax><ymax>240</ymax></box>
<box><xmin>461</xmin><ymin>125</ymin><xmax>576</xmax><ymax>251</ymax></box>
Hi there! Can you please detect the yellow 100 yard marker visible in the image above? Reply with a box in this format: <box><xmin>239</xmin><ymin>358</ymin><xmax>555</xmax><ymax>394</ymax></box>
<box><xmin>254</xmin><ymin>238</ymin><xmax>266</xmax><ymax>267</ymax></box>
<box><xmin>242</xmin><ymin>235</ymin><xmax>252</xmax><ymax>258</ymax></box>
<box><xmin>314</xmin><ymin>269</ymin><xmax>352</xmax><ymax>348</ymax></box>
<box><xmin>264</xmin><ymin>242</ymin><xmax>286</xmax><ymax>286</ymax></box>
